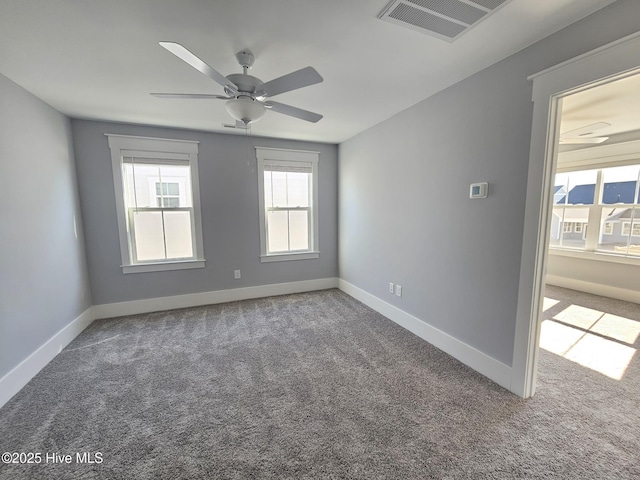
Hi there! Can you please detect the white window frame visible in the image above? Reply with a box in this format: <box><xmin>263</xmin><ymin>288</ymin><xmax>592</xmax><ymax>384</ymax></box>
<box><xmin>256</xmin><ymin>147</ymin><xmax>319</xmax><ymax>263</ymax></box>
<box><xmin>550</xmin><ymin>160</ymin><xmax>640</xmax><ymax>260</ymax></box>
<box><xmin>603</xmin><ymin>222</ymin><xmax>613</xmax><ymax>235</ymax></box>
<box><xmin>107</xmin><ymin>134</ymin><xmax>206</xmax><ymax>274</ymax></box>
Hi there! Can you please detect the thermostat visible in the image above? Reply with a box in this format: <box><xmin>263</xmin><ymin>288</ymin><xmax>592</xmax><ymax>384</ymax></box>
<box><xmin>470</xmin><ymin>182</ymin><xmax>488</xmax><ymax>199</ymax></box>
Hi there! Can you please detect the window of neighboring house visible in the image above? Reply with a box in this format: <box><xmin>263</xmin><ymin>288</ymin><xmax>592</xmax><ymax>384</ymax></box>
<box><xmin>256</xmin><ymin>147</ymin><xmax>319</xmax><ymax>262</ymax></box>
<box><xmin>107</xmin><ymin>134</ymin><xmax>205</xmax><ymax>273</ymax></box>
<box><xmin>551</xmin><ymin>163</ymin><xmax>640</xmax><ymax>258</ymax></box>
<box><xmin>156</xmin><ymin>182</ymin><xmax>180</xmax><ymax>207</ymax></box>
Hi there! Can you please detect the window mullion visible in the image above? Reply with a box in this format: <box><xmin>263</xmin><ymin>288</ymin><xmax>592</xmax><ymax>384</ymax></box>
<box><xmin>585</xmin><ymin>205</ymin><xmax>602</xmax><ymax>251</ymax></box>
<box><xmin>583</xmin><ymin>169</ymin><xmax>603</xmax><ymax>251</ymax></box>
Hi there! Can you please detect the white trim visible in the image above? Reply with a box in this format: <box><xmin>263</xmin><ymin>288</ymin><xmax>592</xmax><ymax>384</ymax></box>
<box><xmin>549</xmin><ymin>247</ymin><xmax>640</xmax><ymax>266</ymax></box>
<box><xmin>0</xmin><ymin>308</ymin><xmax>95</xmax><ymax>409</ymax></box>
<box><xmin>254</xmin><ymin>146</ymin><xmax>320</xmax><ymax>156</ymax></box>
<box><xmin>105</xmin><ymin>134</ymin><xmax>199</xmax><ymax>150</ymax></box>
<box><xmin>338</xmin><ymin>280</ymin><xmax>513</xmax><ymax>392</ymax></box>
<box><xmin>106</xmin><ymin>134</ymin><xmax>206</xmax><ymax>273</ymax></box>
<box><xmin>546</xmin><ymin>274</ymin><xmax>640</xmax><ymax>305</ymax></box>
<box><xmin>122</xmin><ymin>259</ymin><xmax>206</xmax><ymax>274</ymax></box>
<box><xmin>515</xmin><ymin>31</ymin><xmax>640</xmax><ymax>399</ymax></box>
<box><xmin>93</xmin><ymin>278</ymin><xmax>339</xmax><ymax>319</ymax></box>
<box><xmin>260</xmin><ymin>252</ymin><xmax>320</xmax><ymax>263</ymax></box>
<box><xmin>256</xmin><ymin>147</ymin><xmax>320</xmax><ymax>261</ymax></box>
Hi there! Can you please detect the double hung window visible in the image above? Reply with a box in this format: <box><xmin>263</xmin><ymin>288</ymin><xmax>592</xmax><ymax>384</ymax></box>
<box><xmin>256</xmin><ymin>147</ymin><xmax>319</xmax><ymax>262</ymax></box>
<box><xmin>107</xmin><ymin>135</ymin><xmax>205</xmax><ymax>273</ymax></box>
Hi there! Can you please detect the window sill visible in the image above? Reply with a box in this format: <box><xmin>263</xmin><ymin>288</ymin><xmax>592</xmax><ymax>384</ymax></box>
<box><xmin>122</xmin><ymin>259</ymin><xmax>206</xmax><ymax>274</ymax></box>
<box><xmin>548</xmin><ymin>247</ymin><xmax>640</xmax><ymax>266</ymax></box>
<box><xmin>260</xmin><ymin>251</ymin><xmax>319</xmax><ymax>263</ymax></box>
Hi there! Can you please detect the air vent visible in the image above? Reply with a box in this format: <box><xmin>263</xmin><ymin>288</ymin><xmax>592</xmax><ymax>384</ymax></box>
<box><xmin>378</xmin><ymin>0</ymin><xmax>512</xmax><ymax>42</ymax></box>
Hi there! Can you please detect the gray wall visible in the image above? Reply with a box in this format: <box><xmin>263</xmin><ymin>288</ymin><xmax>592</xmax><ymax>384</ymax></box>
<box><xmin>547</xmin><ymin>255</ymin><xmax>640</xmax><ymax>295</ymax></box>
<box><xmin>72</xmin><ymin>120</ymin><xmax>338</xmax><ymax>305</ymax></box>
<box><xmin>339</xmin><ymin>0</ymin><xmax>640</xmax><ymax>367</ymax></box>
<box><xmin>0</xmin><ymin>74</ymin><xmax>92</xmax><ymax>379</ymax></box>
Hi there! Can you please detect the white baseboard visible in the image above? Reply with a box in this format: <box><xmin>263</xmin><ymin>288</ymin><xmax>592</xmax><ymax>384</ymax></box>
<box><xmin>0</xmin><ymin>307</ymin><xmax>95</xmax><ymax>409</ymax></box>
<box><xmin>546</xmin><ymin>274</ymin><xmax>640</xmax><ymax>304</ymax></box>
<box><xmin>338</xmin><ymin>279</ymin><xmax>513</xmax><ymax>392</ymax></box>
<box><xmin>93</xmin><ymin>277</ymin><xmax>339</xmax><ymax>319</ymax></box>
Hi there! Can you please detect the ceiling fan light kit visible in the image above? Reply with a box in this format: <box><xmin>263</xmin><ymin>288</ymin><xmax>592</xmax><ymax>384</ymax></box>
<box><xmin>226</xmin><ymin>97</ymin><xmax>266</xmax><ymax>125</ymax></box>
<box><xmin>153</xmin><ymin>42</ymin><xmax>324</xmax><ymax>125</ymax></box>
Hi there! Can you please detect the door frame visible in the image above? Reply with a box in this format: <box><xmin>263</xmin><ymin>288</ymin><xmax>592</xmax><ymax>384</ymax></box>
<box><xmin>511</xmin><ymin>31</ymin><xmax>640</xmax><ymax>398</ymax></box>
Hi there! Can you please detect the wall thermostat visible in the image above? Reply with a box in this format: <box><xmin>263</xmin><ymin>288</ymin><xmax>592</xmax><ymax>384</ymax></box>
<box><xmin>470</xmin><ymin>182</ymin><xmax>488</xmax><ymax>199</ymax></box>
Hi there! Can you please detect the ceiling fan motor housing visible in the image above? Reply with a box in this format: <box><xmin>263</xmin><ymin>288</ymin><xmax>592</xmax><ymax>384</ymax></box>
<box><xmin>226</xmin><ymin>73</ymin><xmax>263</xmax><ymax>96</ymax></box>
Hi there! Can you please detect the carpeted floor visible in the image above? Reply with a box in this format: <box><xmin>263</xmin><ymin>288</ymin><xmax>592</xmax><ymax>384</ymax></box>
<box><xmin>0</xmin><ymin>287</ymin><xmax>638</xmax><ymax>479</ymax></box>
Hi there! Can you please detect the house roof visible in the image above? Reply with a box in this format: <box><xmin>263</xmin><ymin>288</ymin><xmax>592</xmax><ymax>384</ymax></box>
<box><xmin>555</xmin><ymin>180</ymin><xmax>638</xmax><ymax>205</ymax></box>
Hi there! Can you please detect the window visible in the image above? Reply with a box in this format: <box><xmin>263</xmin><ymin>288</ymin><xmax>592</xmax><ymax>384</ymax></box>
<box><xmin>550</xmin><ymin>163</ymin><xmax>640</xmax><ymax>258</ymax></box>
<box><xmin>156</xmin><ymin>182</ymin><xmax>180</xmax><ymax>207</ymax></box>
<box><xmin>256</xmin><ymin>147</ymin><xmax>319</xmax><ymax>262</ymax></box>
<box><xmin>624</xmin><ymin>221</ymin><xmax>640</xmax><ymax>236</ymax></box>
<box><xmin>107</xmin><ymin>135</ymin><xmax>205</xmax><ymax>273</ymax></box>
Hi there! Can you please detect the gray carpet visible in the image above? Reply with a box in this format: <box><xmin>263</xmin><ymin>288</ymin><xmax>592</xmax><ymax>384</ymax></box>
<box><xmin>0</xmin><ymin>287</ymin><xmax>638</xmax><ymax>479</ymax></box>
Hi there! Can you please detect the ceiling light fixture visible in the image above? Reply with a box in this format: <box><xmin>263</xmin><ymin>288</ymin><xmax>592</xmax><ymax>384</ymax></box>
<box><xmin>225</xmin><ymin>96</ymin><xmax>266</xmax><ymax>125</ymax></box>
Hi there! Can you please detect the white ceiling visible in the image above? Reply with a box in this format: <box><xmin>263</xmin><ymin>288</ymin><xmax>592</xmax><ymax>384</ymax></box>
<box><xmin>0</xmin><ymin>0</ymin><xmax>619</xmax><ymax>144</ymax></box>
<box><xmin>561</xmin><ymin>72</ymin><xmax>640</xmax><ymax>143</ymax></box>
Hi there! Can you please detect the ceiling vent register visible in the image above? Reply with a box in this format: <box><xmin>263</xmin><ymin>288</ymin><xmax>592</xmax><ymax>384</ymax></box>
<box><xmin>378</xmin><ymin>0</ymin><xmax>512</xmax><ymax>42</ymax></box>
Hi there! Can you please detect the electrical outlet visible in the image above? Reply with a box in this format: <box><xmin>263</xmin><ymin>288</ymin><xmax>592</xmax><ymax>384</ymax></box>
<box><xmin>395</xmin><ymin>285</ymin><xmax>402</xmax><ymax>297</ymax></box>
<box><xmin>234</xmin><ymin>269</ymin><xmax>241</xmax><ymax>279</ymax></box>
<box><xmin>389</xmin><ymin>282</ymin><xmax>394</xmax><ymax>293</ymax></box>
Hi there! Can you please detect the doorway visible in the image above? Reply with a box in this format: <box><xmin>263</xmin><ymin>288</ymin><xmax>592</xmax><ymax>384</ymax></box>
<box><xmin>539</xmin><ymin>73</ymin><xmax>640</xmax><ymax>384</ymax></box>
<box><xmin>512</xmin><ymin>31</ymin><xmax>640</xmax><ymax>398</ymax></box>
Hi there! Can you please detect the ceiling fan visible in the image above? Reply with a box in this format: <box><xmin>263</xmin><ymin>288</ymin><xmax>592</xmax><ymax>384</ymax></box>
<box><xmin>151</xmin><ymin>42</ymin><xmax>324</xmax><ymax>125</ymax></box>
<box><xmin>559</xmin><ymin>122</ymin><xmax>610</xmax><ymax>145</ymax></box>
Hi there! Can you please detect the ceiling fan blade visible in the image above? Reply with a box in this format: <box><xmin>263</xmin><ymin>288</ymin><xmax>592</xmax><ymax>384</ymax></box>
<box><xmin>266</xmin><ymin>101</ymin><xmax>323</xmax><ymax>123</ymax></box>
<box><xmin>560</xmin><ymin>122</ymin><xmax>611</xmax><ymax>138</ymax></box>
<box><xmin>258</xmin><ymin>66</ymin><xmax>323</xmax><ymax>98</ymax></box>
<box><xmin>151</xmin><ymin>93</ymin><xmax>230</xmax><ymax>100</ymax></box>
<box><xmin>159</xmin><ymin>42</ymin><xmax>238</xmax><ymax>95</ymax></box>
<box><xmin>559</xmin><ymin>137</ymin><xmax>609</xmax><ymax>145</ymax></box>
